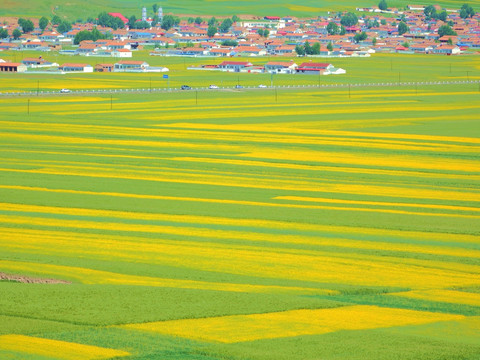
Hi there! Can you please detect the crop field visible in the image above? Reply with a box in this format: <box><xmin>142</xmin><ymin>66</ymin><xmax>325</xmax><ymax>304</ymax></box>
<box><xmin>0</xmin><ymin>77</ymin><xmax>479</xmax><ymax>359</ymax></box>
<box><xmin>3</xmin><ymin>0</ymin><xmax>480</xmax><ymax>19</ymax></box>
<box><xmin>0</xmin><ymin>52</ymin><xmax>479</xmax><ymax>93</ymax></box>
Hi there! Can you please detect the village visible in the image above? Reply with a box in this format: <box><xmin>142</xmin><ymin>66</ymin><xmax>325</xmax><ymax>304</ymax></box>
<box><xmin>0</xmin><ymin>2</ymin><xmax>478</xmax><ymax>75</ymax></box>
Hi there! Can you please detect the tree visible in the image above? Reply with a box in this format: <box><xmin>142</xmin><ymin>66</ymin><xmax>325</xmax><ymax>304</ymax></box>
<box><xmin>18</xmin><ymin>18</ymin><xmax>34</xmax><ymax>33</ymax></box>
<box><xmin>219</xmin><ymin>18</ymin><xmax>233</xmax><ymax>32</ymax></box>
<box><xmin>161</xmin><ymin>15</ymin><xmax>175</xmax><ymax>30</ymax></box>
<box><xmin>327</xmin><ymin>42</ymin><xmax>333</xmax><ymax>51</ymax></box>
<box><xmin>257</xmin><ymin>28</ymin><xmax>264</xmax><ymax>37</ymax></box>
<box><xmin>311</xmin><ymin>42</ymin><xmax>320</xmax><ymax>55</ymax></box>
<box><xmin>339</xmin><ymin>25</ymin><xmax>346</xmax><ymax>35</ymax></box>
<box><xmin>86</xmin><ymin>17</ymin><xmax>94</xmax><ymax>24</ymax></box>
<box><xmin>0</xmin><ymin>28</ymin><xmax>8</xmax><ymax>39</ymax></box>
<box><xmin>39</xmin><ymin>16</ymin><xmax>49</xmax><ymax>31</ymax></box>
<box><xmin>326</xmin><ymin>21</ymin><xmax>339</xmax><ymax>35</ymax></box>
<box><xmin>397</xmin><ymin>21</ymin><xmax>409</xmax><ymax>35</ymax></box>
<box><xmin>424</xmin><ymin>5</ymin><xmax>436</xmax><ymax>19</ymax></box>
<box><xmin>353</xmin><ymin>31</ymin><xmax>367</xmax><ymax>43</ymax></box>
<box><xmin>263</xmin><ymin>28</ymin><xmax>270</xmax><ymax>37</ymax></box>
<box><xmin>447</xmin><ymin>37</ymin><xmax>453</xmax><ymax>45</ymax></box>
<box><xmin>232</xmin><ymin>15</ymin><xmax>240</xmax><ymax>23</ymax></box>
<box><xmin>438</xmin><ymin>24</ymin><xmax>457</xmax><ymax>37</ymax></box>
<box><xmin>128</xmin><ymin>15</ymin><xmax>137</xmax><ymax>28</ymax></box>
<box><xmin>97</xmin><ymin>12</ymin><xmax>124</xmax><ymax>30</ymax></box>
<box><xmin>12</xmin><ymin>28</ymin><xmax>21</xmax><ymax>39</ymax></box>
<box><xmin>402</xmin><ymin>41</ymin><xmax>409</xmax><ymax>48</ymax></box>
<box><xmin>57</xmin><ymin>21</ymin><xmax>71</xmax><ymax>33</ymax></box>
<box><xmin>51</xmin><ymin>15</ymin><xmax>61</xmax><ymax>25</ymax></box>
<box><xmin>194</xmin><ymin>17</ymin><xmax>203</xmax><ymax>24</ymax></box>
<box><xmin>340</xmin><ymin>12</ymin><xmax>358</xmax><ymax>27</ymax></box>
<box><xmin>208</xmin><ymin>17</ymin><xmax>216</xmax><ymax>26</ymax></box>
<box><xmin>221</xmin><ymin>39</ymin><xmax>238</xmax><ymax>46</ymax></box>
<box><xmin>153</xmin><ymin>3</ymin><xmax>158</xmax><ymax>15</ymax></box>
<box><xmin>187</xmin><ymin>17</ymin><xmax>194</xmax><ymax>23</ymax></box>
<box><xmin>381</xmin><ymin>19</ymin><xmax>387</xmax><ymax>25</ymax></box>
<box><xmin>372</xmin><ymin>37</ymin><xmax>377</xmax><ymax>46</ymax></box>
<box><xmin>378</xmin><ymin>0</ymin><xmax>388</xmax><ymax>10</ymax></box>
<box><xmin>460</xmin><ymin>4</ymin><xmax>475</xmax><ymax>18</ymax></box>
<box><xmin>304</xmin><ymin>41</ymin><xmax>313</xmax><ymax>55</ymax></box>
<box><xmin>295</xmin><ymin>44</ymin><xmax>305</xmax><ymax>56</ymax></box>
<box><xmin>437</xmin><ymin>10</ymin><xmax>448</xmax><ymax>22</ymax></box>
<box><xmin>207</xmin><ymin>25</ymin><xmax>217</xmax><ymax>37</ymax></box>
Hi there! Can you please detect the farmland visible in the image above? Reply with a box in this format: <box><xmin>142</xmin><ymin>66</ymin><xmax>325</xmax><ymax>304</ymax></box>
<box><xmin>3</xmin><ymin>0</ymin><xmax>479</xmax><ymax>19</ymax></box>
<box><xmin>0</xmin><ymin>62</ymin><xmax>479</xmax><ymax>359</ymax></box>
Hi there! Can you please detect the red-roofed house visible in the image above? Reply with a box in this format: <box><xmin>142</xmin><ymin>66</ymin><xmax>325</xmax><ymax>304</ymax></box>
<box><xmin>296</xmin><ymin>62</ymin><xmax>333</xmax><ymax>74</ymax></box>
<box><xmin>264</xmin><ymin>60</ymin><xmax>298</xmax><ymax>73</ymax></box>
<box><xmin>217</xmin><ymin>61</ymin><xmax>253</xmax><ymax>71</ymax></box>
<box><xmin>59</xmin><ymin>63</ymin><xmax>94</xmax><ymax>72</ymax></box>
<box><xmin>109</xmin><ymin>13</ymin><xmax>129</xmax><ymax>25</ymax></box>
<box><xmin>0</xmin><ymin>62</ymin><xmax>27</xmax><ymax>72</ymax></box>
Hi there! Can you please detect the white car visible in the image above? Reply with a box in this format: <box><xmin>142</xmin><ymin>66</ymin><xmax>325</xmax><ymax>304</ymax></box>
<box><xmin>258</xmin><ymin>84</ymin><xmax>268</xmax><ymax>88</ymax></box>
<box><xmin>60</xmin><ymin>89</ymin><xmax>71</xmax><ymax>93</ymax></box>
<box><xmin>209</xmin><ymin>85</ymin><xmax>219</xmax><ymax>89</ymax></box>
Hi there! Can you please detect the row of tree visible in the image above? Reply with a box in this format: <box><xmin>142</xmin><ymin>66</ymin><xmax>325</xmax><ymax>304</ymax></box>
<box><xmin>295</xmin><ymin>41</ymin><xmax>321</xmax><ymax>55</ymax></box>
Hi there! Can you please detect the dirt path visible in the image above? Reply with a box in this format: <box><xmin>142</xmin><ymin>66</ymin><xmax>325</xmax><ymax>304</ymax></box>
<box><xmin>0</xmin><ymin>272</ymin><xmax>71</xmax><ymax>284</ymax></box>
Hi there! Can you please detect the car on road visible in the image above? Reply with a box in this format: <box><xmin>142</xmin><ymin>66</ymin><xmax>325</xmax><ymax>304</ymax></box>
<box><xmin>234</xmin><ymin>85</ymin><xmax>243</xmax><ymax>89</ymax></box>
<box><xmin>258</xmin><ymin>84</ymin><xmax>268</xmax><ymax>88</ymax></box>
<box><xmin>209</xmin><ymin>85</ymin><xmax>219</xmax><ymax>89</ymax></box>
<box><xmin>181</xmin><ymin>85</ymin><xmax>191</xmax><ymax>90</ymax></box>
<box><xmin>59</xmin><ymin>89</ymin><xmax>71</xmax><ymax>93</ymax></box>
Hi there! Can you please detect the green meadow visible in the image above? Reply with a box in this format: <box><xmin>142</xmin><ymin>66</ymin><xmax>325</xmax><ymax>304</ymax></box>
<box><xmin>0</xmin><ymin>49</ymin><xmax>479</xmax><ymax>358</ymax></box>
<box><xmin>0</xmin><ymin>52</ymin><xmax>479</xmax><ymax>93</ymax></box>
<box><xmin>2</xmin><ymin>0</ymin><xmax>479</xmax><ymax>19</ymax></box>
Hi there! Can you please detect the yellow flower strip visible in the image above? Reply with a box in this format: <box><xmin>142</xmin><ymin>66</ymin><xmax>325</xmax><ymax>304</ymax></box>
<box><xmin>1</xmin><ymin>203</ymin><xmax>479</xmax><ymax>259</ymax></box>
<box><xmin>0</xmin><ymin>260</ymin><xmax>326</xmax><ymax>295</ymax></box>
<box><xmin>0</xmin><ymin>335</ymin><xmax>129</xmax><ymax>360</ymax></box>
<box><xmin>121</xmin><ymin>305</ymin><xmax>464</xmax><ymax>343</ymax></box>
<box><xmin>389</xmin><ymin>289</ymin><xmax>480</xmax><ymax>306</ymax></box>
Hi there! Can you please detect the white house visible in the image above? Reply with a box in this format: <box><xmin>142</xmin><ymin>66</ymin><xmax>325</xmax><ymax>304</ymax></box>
<box><xmin>59</xmin><ymin>63</ymin><xmax>94</xmax><ymax>72</ymax></box>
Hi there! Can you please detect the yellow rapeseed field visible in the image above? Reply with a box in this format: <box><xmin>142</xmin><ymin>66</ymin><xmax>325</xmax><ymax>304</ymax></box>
<box><xmin>0</xmin><ymin>335</ymin><xmax>129</xmax><ymax>360</ymax></box>
<box><xmin>121</xmin><ymin>305</ymin><xmax>464</xmax><ymax>343</ymax></box>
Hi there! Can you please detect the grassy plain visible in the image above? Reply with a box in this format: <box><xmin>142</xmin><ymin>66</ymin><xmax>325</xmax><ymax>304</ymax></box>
<box><xmin>0</xmin><ymin>53</ymin><xmax>479</xmax><ymax>359</ymax></box>
<box><xmin>2</xmin><ymin>0</ymin><xmax>479</xmax><ymax>19</ymax></box>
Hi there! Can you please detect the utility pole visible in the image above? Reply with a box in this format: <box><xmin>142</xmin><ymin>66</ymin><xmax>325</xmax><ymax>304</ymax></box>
<box><xmin>348</xmin><ymin>84</ymin><xmax>351</xmax><ymax>98</ymax></box>
<box><xmin>110</xmin><ymin>94</ymin><xmax>113</xmax><ymax>110</ymax></box>
<box><xmin>150</xmin><ymin>77</ymin><xmax>152</xmax><ymax>92</ymax></box>
<box><xmin>195</xmin><ymin>90</ymin><xmax>198</xmax><ymax>105</ymax></box>
<box><xmin>27</xmin><ymin>99</ymin><xmax>30</xmax><ymax>115</ymax></box>
<box><xmin>37</xmin><ymin>80</ymin><xmax>39</xmax><ymax>96</ymax></box>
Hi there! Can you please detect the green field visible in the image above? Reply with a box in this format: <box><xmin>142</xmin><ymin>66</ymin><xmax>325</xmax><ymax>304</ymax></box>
<box><xmin>2</xmin><ymin>0</ymin><xmax>479</xmax><ymax>19</ymax></box>
<box><xmin>0</xmin><ymin>52</ymin><xmax>479</xmax><ymax>93</ymax></box>
<box><xmin>0</xmin><ymin>49</ymin><xmax>480</xmax><ymax>359</ymax></box>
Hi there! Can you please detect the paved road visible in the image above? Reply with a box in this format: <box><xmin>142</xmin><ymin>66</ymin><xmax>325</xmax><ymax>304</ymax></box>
<box><xmin>1</xmin><ymin>80</ymin><xmax>479</xmax><ymax>97</ymax></box>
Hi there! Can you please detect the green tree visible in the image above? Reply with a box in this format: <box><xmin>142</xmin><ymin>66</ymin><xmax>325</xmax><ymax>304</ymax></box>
<box><xmin>57</xmin><ymin>21</ymin><xmax>71</xmax><ymax>33</ymax></box>
<box><xmin>39</xmin><ymin>16</ymin><xmax>49</xmax><ymax>31</ymax></box>
<box><xmin>0</xmin><ymin>28</ymin><xmax>8</xmax><ymax>39</ymax></box>
<box><xmin>353</xmin><ymin>31</ymin><xmax>367</xmax><ymax>43</ymax></box>
<box><xmin>219</xmin><ymin>18</ymin><xmax>233</xmax><ymax>32</ymax></box>
<box><xmin>402</xmin><ymin>41</ymin><xmax>409</xmax><ymax>48</ymax></box>
<box><xmin>207</xmin><ymin>25</ymin><xmax>217</xmax><ymax>37</ymax></box>
<box><xmin>340</xmin><ymin>12</ymin><xmax>358</xmax><ymax>27</ymax></box>
<box><xmin>438</xmin><ymin>24</ymin><xmax>457</xmax><ymax>37</ymax></box>
<box><xmin>327</xmin><ymin>42</ymin><xmax>333</xmax><ymax>51</ymax></box>
<box><xmin>311</xmin><ymin>42</ymin><xmax>320</xmax><ymax>54</ymax></box>
<box><xmin>304</xmin><ymin>41</ymin><xmax>313</xmax><ymax>55</ymax></box>
<box><xmin>152</xmin><ymin>3</ymin><xmax>158</xmax><ymax>15</ymax></box>
<box><xmin>208</xmin><ymin>17</ymin><xmax>216</xmax><ymax>26</ymax></box>
<box><xmin>161</xmin><ymin>15</ymin><xmax>175</xmax><ymax>30</ymax></box>
<box><xmin>424</xmin><ymin>5</ymin><xmax>436</xmax><ymax>19</ymax></box>
<box><xmin>194</xmin><ymin>17</ymin><xmax>203</xmax><ymax>24</ymax></box>
<box><xmin>128</xmin><ymin>15</ymin><xmax>137</xmax><ymax>28</ymax></box>
<box><xmin>295</xmin><ymin>44</ymin><xmax>305</xmax><ymax>56</ymax></box>
<box><xmin>232</xmin><ymin>15</ymin><xmax>240</xmax><ymax>23</ymax></box>
<box><xmin>397</xmin><ymin>21</ymin><xmax>409</xmax><ymax>35</ymax></box>
<box><xmin>380</xmin><ymin>19</ymin><xmax>386</xmax><ymax>25</ymax></box>
<box><xmin>339</xmin><ymin>25</ymin><xmax>346</xmax><ymax>35</ymax></box>
<box><xmin>378</xmin><ymin>0</ymin><xmax>388</xmax><ymax>10</ymax></box>
<box><xmin>460</xmin><ymin>4</ymin><xmax>475</xmax><ymax>18</ymax></box>
<box><xmin>12</xmin><ymin>28</ymin><xmax>21</xmax><ymax>39</ymax></box>
<box><xmin>51</xmin><ymin>15</ymin><xmax>61</xmax><ymax>25</ymax></box>
<box><xmin>187</xmin><ymin>17</ymin><xmax>194</xmax><ymax>23</ymax></box>
<box><xmin>326</xmin><ymin>21</ymin><xmax>339</xmax><ymax>35</ymax></box>
<box><xmin>437</xmin><ymin>10</ymin><xmax>448</xmax><ymax>22</ymax></box>
<box><xmin>221</xmin><ymin>39</ymin><xmax>238</xmax><ymax>46</ymax></box>
<box><xmin>372</xmin><ymin>37</ymin><xmax>377</xmax><ymax>46</ymax></box>
<box><xmin>257</xmin><ymin>28</ymin><xmax>264</xmax><ymax>36</ymax></box>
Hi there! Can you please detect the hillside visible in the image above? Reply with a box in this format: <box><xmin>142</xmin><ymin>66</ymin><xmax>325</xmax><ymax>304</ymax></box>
<box><xmin>2</xmin><ymin>0</ymin><xmax>477</xmax><ymax>19</ymax></box>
